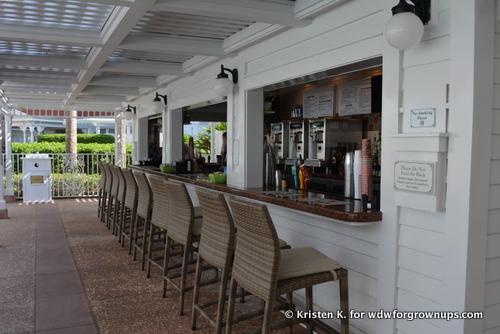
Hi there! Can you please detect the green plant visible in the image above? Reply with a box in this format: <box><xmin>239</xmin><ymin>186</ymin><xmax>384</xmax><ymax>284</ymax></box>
<box><xmin>37</xmin><ymin>134</ymin><xmax>115</xmax><ymax>144</ymax></box>
<box><xmin>192</xmin><ymin>122</ymin><xmax>227</xmax><ymax>155</ymax></box>
<box><xmin>194</xmin><ymin>128</ymin><xmax>211</xmax><ymax>154</ymax></box>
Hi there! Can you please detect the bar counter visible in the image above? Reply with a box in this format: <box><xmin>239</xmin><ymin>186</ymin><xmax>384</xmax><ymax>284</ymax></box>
<box><xmin>129</xmin><ymin>165</ymin><xmax>382</xmax><ymax>225</ymax></box>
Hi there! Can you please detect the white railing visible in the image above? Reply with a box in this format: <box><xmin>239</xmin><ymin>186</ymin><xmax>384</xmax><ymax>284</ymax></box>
<box><xmin>3</xmin><ymin>153</ymin><xmax>133</xmax><ymax>199</ymax></box>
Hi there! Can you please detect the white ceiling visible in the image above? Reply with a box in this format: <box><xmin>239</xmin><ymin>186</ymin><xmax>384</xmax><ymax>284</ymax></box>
<box><xmin>0</xmin><ymin>0</ymin><xmax>346</xmax><ymax>113</ymax></box>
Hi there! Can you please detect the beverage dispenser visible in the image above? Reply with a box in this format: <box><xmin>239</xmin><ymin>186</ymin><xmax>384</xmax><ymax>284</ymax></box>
<box><xmin>270</xmin><ymin>122</ymin><xmax>288</xmax><ymax>163</ymax></box>
<box><xmin>307</xmin><ymin>117</ymin><xmax>363</xmax><ymax>167</ymax></box>
<box><xmin>287</xmin><ymin>120</ymin><xmax>308</xmax><ymax>164</ymax></box>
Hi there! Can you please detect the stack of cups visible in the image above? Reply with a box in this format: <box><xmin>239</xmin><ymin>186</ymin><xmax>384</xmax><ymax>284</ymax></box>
<box><xmin>353</xmin><ymin>150</ymin><xmax>362</xmax><ymax>200</ymax></box>
<box><xmin>361</xmin><ymin>139</ymin><xmax>373</xmax><ymax>201</ymax></box>
<box><xmin>344</xmin><ymin>152</ymin><xmax>353</xmax><ymax>198</ymax></box>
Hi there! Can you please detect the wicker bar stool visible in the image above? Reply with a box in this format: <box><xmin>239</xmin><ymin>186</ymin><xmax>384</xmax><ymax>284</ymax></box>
<box><xmin>191</xmin><ymin>188</ymin><xmax>236</xmax><ymax>334</ymax></box>
<box><xmin>226</xmin><ymin>197</ymin><xmax>349</xmax><ymax>334</ymax></box>
<box><xmin>162</xmin><ymin>180</ymin><xmax>203</xmax><ymax>316</ymax></box>
<box><xmin>105</xmin><ymin>165</ymin><xmax>121</xmax><ymax>230</ymax></box>
<box><xmin>132</xmin><ymin>171</ymin><xmax>153</xmax><ymax>270</ymax></box>
<box><xmin>100</xmin><ymin>163</ymin><xmax>113</xmax><ymax>223</ymax></box>
<box><xmin>145</xmin><ymin>175</ymin><xmax>171</xmax><ymax>279</ymax></box>
<box><xmin>120</xmin><ymin>168</ymin><xmax>139</xmax><ymax>255</ymax></box>
<box><xmin>97</xmin><ymin>161</ymin><xmax>105</xmax><ymax>219</ymax></box>
<box><xmin>111</xmin><ymin>166</ymin><xmax>127</xmax><ymax>241</ymax></box>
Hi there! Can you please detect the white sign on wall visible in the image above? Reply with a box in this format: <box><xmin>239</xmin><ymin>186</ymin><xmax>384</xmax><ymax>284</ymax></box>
<box><xmin>394</xmin><ymin>161</ymin><xmax>435</xmax><ymax>194</ymax></box>
<box><xmin>410</xmin><ymin>108</ymin><xmax>436</xmax><ymax>128</ymax></box>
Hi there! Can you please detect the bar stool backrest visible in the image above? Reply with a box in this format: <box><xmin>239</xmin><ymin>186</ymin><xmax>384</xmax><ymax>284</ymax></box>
<box><xmin>228</xmin><ymin>197</ymin><xmax>281</xmax><ymax>301</ymax></box>
<box><xmin>103</xmin><ymin>163</ymin><xmax>113</xmax><ymax>193</ymax></box>
<box><xmin>195</xmin><ymin>188</ymin><xmax>235</xmax><ymax>269</ymax></box>
<box><xmin>149</xmin><ymin>175</ymin><xmax>170</xmax><ymax>231</ymax></box>
<box><xmin>122</xmin><ymin>168</ymin><xmax>138</xmax><ymax>210</ymax></box>
<box><xmin>164</xmin><ymin>180</ymin><xmax>194</xmax><ymax>245</ymax></box>
<box><xmin>98</xmin><ymin>161</ymin><xmax>105</xmax><ymax>189</ymax></box>
<box><xmin>134</xmin><ymin>171</ymin><xmax>152</xmax><ymax>219</ymax></box>
<box><xmin>109</xmin><ymin>165</ymin><xmax>120</xmax><ymax>197</ymax></box>
<box><xmin>116</xmin><ymin>167</ymin><xmax>126</xmax><ymax>201</ymax></box>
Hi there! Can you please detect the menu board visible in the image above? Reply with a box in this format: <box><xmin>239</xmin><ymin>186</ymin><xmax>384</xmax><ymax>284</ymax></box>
<box><xmin>302</xmin><ymin>87</ymin><xmax>334</xmax><ymax>118</ymax></box>
<box><xmin>338</xmin><ymin>78</ymin><xmax>372</xmax><ymax>116</ymax></box>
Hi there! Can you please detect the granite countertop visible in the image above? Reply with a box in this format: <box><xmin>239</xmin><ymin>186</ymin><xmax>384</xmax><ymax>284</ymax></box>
<box><xmin>130</xmin><ymin>165</ymin><xmax>382</xmax><ymax>225</ymax></box>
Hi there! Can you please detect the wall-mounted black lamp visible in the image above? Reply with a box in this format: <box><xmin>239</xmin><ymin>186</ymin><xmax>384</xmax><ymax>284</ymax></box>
<box><xmin>124</xmin><ymin>105</ymin><xmax>136</xmax><ymax>120</ymax></box>
<box><xmin>214</xmin><ymin>64</ymin><xmax>238</xmax><ymax>97</ymax></box>
<box><xmin>151</xmin><ymin>92</ymin><xmax>167</xmax><ymax>113</ymax></box>
<box><xmin>125</xmin><ymin>105</ymin><xmax>136</xmax><ymax>113</ymax></box>
<box><xmin>385</xmin><ymin>0</ymin><xmax>431</xmax><ymax>50</ymax></box>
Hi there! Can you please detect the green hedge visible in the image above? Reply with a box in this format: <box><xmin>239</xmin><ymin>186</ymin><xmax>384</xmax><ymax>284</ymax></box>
<box><xmin>12</xmin><ymin>142</ymin><xmax>132</xmax><ymax>154</ymax></box>
<box><xmin>37</xmin><ymin>134</ymin><xmax>115</xmax><ymax>144</ymax></box>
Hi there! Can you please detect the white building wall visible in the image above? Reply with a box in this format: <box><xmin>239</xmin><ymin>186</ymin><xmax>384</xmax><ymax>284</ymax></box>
<box><xmin>392</xmin><ymin>2</ymin><xmax>450</xmax><ymax>333</ymax></box>
<box><xmin>484</xmin><ymin>3</ymin><xmax>500</xmax><ymax>333</ymax></box>
<box><xmin>130</xmin><ymin>1</ymin><xmax>497</xmax><ymax>333</ymax></box>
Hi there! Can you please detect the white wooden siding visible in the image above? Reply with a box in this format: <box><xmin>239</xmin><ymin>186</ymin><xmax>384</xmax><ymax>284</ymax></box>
<box><xmin>395</xmin><ymin>2</ymin><xmax>451</xmax><ymax>333</ymax></box>
<box><xmin>134</xmin><ymin>0</ymin><xmax>499</xmax><ymax>332</ymax></box>
<box><xmin>484</xmin><ymin>14</ymin><xmax>500</xmax><ymax>333</ymax></box>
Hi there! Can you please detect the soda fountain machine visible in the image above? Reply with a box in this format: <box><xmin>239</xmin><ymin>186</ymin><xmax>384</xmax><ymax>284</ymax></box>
<box><xmin>270</xmin><ymin>121</ymin><xmax>288</xmax><ymax>164</ymax></box>
<box><xmin>286</xmin><ymin>119</ymin><xmax>308</xmax><ymax>164</ymax></box>
<box><xmin>307</xmin><ymin>117</ymin><xmax>363</xmax><ymax>169</ymax></box>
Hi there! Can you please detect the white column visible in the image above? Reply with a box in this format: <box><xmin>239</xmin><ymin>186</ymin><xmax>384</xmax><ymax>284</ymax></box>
<box><xmin>0</xmin><ymin>113</ymin><xmax>6</xmax><ymax>214</ymax></box>
<box><xmin>115</xmin><ymin>114</ymin><xmax>122</xmax><ymax>166</ymax></box>
<box><xmin>4</xmin><ymin>113</ymin><xmax>13</xmax><ymax>197</ymax></box>
<box><xmin>164</xmin><ymin>107</ymin><xmax>184</xmax><ymax>163</ymax></box>
<box><xmin>19</xmin><ymin>125</ymin><xmax>27</xmax><ymax>143</ymax></box>
<box><xmin>114</xmin><ymin>113</ymin><xmax>126</xmax><ymax>167</ymax></box>
<box><xmin>443</xmin><ymin>1</ymin><xmax>494</xmax><ymax>333</ymax></box>
<box><xmin>234</xmin><ymin>88</ymin><xmax>263</xmax><ymax>188</ymax></box>
<box><xmin>28</xmin><ymin>125</ymin><xmax>34</xmax><ymax>143</ymax></box>
<box><xmin>35</xmin><ymin>124</ymin><xmax>44</xmax><ymax>142</ymax></box>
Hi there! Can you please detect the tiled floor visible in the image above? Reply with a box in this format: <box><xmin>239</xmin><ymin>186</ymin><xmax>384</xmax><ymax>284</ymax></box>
<box><xmin>0</xmin><ymin>199</ymin><xmax>311</xmax><ymax>334</ymax></box>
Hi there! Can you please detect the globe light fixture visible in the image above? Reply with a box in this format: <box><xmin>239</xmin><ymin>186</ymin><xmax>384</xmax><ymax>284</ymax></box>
<box><xmin>214</xmin><ymin>65</ymin><xmax>238</xmax><ymax>97</ymax></box>
<box><xmin>124</xmin><ymin>105</ymin><xmax>136</xmax><ymax>120</ymax></box>
<box><xmin>385</xmin><ymin>0</ymin><xmax>430</xmax><ymax>50</ymax></box>
<box><xmin>151</xmin><ymin>92</ymin><xmax>167</xmax><ymax>113</ymax></box>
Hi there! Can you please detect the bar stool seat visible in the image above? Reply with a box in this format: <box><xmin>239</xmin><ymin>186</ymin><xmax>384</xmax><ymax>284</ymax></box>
<box><xmin>278</xmin><ymin>247</ymin><xmax>340</xmax><ymax>280</ymax></box>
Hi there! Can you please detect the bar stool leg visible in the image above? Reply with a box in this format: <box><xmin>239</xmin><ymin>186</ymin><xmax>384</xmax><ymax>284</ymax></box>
<box><xmin>225</xmin><ymin>278</ymin><xmax>238</xmax><ymax>334</ymax></box>
<box><xmin>306</xmin><ymin>286</ymin><xmax>314</xmax><ymax>334</ymax></box>
<box><xmin>337</xmin><ymin>268</ymin><xmax>349</xmax><ymax>334</ymax></box>
<box><xmin>178</xmin><ymin>243</ymin><xmax>190</xmax><ymax>315</ymax></box>
<box><xmin>162</xmin><ymin>238</ymin><xmax>173</xmax><ymax>298</ymax></box>
<box><xmin>191</xmin><ymin>257</ymin><xmax>204</xmax><ymax>330</ymax></box>
<box><xmin>286</xmin><ymin>292</ymin><xmax>294</xmax><ymax>334</ymax></box>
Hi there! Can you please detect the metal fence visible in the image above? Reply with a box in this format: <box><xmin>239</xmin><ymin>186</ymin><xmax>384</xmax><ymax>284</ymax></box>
<box><xmin>3</xmin><ymin>153</ymin><xmax>133</xmax><ymax>199</ymax></box>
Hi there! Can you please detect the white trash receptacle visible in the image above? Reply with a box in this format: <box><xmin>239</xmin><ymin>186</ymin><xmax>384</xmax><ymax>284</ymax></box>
<box><xmin>22</xmin><ymin>154</ymin><xmax>52</xmax><ymax>203</ymax></box>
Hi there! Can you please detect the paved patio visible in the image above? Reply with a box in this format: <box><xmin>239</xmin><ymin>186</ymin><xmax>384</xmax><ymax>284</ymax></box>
<box><xmin>0</xmin><ymin>199</ymin><xmax>310</xmax><ymax>334</ymax></box>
